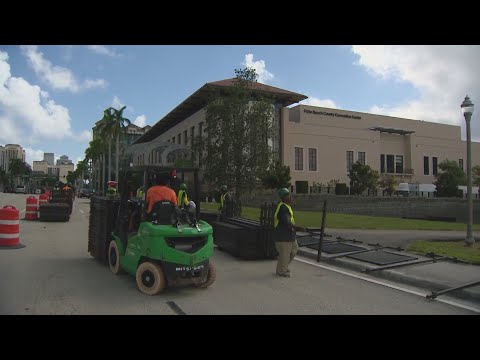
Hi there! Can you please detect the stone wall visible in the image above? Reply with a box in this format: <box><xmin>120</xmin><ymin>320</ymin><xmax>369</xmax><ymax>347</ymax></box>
<box><xmin>240</xmin><ymin>192</ymin><xmax>480</xmax><ymax>224</ymax></box>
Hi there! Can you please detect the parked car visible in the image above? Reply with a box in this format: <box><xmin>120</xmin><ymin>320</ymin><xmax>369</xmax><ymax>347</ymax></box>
<box><xmin>15</xmin><ymin>185</ymin><xmax>27</xmax><ymax>194</ymax></box>
<box><xmin>78</xmin><ymin>189</ymin><xmax>93</xmax><ymax>198</ymax></box>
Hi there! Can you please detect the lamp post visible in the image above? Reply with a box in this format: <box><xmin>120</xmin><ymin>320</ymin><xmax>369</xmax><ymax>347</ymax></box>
<box><xmin>461</xmin><ymin>95</ymin><xmax>474</xmax><ymax>246</ymax></box>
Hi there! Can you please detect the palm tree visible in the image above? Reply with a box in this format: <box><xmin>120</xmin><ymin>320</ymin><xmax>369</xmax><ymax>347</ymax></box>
<box><xmin>76</xmin><ymin>160</ymin><xmax>87</xmax><ymax>189</ymax></box>
<box><xmin>111</xmin><ymin>106</ymin><xmax>131</xmax><ymax>183</ymax></box>
<box><xmin>97</xmin><ymin>108</ymin><xmax>116</xmax><ymax>184</ymax></box>
<box><xmin>85</xmin><ymin>138</ymin><xmax>105</xmax><ymax>194</ymax></box>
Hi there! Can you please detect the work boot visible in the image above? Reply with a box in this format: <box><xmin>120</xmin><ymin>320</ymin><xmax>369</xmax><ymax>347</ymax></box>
<box><xmin>276</xmin><ymin>272</ymin><xmax>290</xmax><ymax>278</ymax></box>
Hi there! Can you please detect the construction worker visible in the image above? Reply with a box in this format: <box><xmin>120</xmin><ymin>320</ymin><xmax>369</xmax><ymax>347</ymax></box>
<box><xmin>273</xmin><ymin>188</ymin><xmax>306</xmax><ymax>278</ymax></box>
<box><xmin>177</xmin><ymin>183</ymin><xmax>189</xmax><ymax>209</ymax></box>
<box><xmin>218</xmin><ymin>184</ymin><xmax>232</xmax><ymax>213</ymax></box>
<box><xmin>146</xmin><ymin>174</ymin><xmax>177</xmax><ymax>214</ymax></box>
<box><xmin>136</xmin><ymin>185</ymin><xmax>145</xmax><ymax>200</ymax></box>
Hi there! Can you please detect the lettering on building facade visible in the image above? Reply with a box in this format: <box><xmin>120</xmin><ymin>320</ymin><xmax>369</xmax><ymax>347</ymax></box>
<box><xmin>304</xmin><ymin>109</ymin><xmax>361</xmax><ymax>120</ymax></box>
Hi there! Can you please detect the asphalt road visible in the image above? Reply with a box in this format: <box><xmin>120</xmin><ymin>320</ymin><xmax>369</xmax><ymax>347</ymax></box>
<box><xmin>0</xmin><ymin>193</ymin><xmax>476</xmax><ymax>315</ymax></box>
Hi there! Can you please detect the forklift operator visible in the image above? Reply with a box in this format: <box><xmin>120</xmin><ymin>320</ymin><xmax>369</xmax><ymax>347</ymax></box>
<box><xmin>146</xmin><ymin>175</ymin><xmax>178</xmax><ymax>214</ymax></box>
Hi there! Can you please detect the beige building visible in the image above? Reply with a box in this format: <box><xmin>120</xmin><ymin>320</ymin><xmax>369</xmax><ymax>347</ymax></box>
<box><xmin>58</xmin><ymin>164</ymin><xmax>74</xmax><ymax>183</ymax></box>
<box><xmin>0</xmin><ymin>144</ymin><xmax>26</xmax><ymax>173</ymax></box>
<box><xmin>133</xmin><ymin>79</ymin><xmax>480</xmax><ymax>191</ymax></box>
<box><xmin>33</xmin><ymin>160</ymin><xmax>49</xmax><ymax>174</ymax></box>
<box><xmin>285</xmin><ymin>105</ymin><xmax>480</xmax><ymax>187</ymax></box>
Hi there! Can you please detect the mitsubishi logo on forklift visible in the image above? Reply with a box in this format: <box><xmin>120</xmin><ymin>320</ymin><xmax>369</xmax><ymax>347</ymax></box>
<box><xmin>176</xmin><ymin>265</ymin><xmax>204</xmax><ymax>272</ymax></box>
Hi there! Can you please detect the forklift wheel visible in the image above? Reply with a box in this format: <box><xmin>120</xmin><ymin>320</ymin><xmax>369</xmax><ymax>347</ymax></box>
<box><xmin>196</xmin><ymin>262</ymin><xmax>216</xmax><ymax>288</ymax></box>
<box><xmin>136</xmin><ymin>262</ymin><xmax>166</xmax><ymax>295</ymax></box>
<box><xmin>108</xmin><ymin>240</ymin><xmax>123</xmax><ymax>275</ymax></box>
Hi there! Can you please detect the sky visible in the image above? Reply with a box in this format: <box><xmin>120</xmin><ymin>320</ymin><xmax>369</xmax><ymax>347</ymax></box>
<box><xmin>1</xmin><ymin>45</ymin><xmax>479</xmax><ymax>169</ymax></box>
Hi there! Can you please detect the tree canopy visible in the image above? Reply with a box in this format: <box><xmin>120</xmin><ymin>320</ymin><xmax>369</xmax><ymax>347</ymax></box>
<box><xmin>348</xmin><ymin>162</ymin><xmax>379</xmax><ymax>195</ymax></box>
<box><xmin>194</xmin><ymin>67</ymin><xmax>275</xmax><ymax>198</ymax></box>
<box><xmin>434</xmin><ymin>159</ymin><xmax>466</xmax><ymax>197</ymax></box>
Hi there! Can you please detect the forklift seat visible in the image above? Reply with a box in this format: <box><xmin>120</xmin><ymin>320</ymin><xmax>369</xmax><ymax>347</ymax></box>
<box><xmin>151</xmin><ymin>201</ymin><xmax>177</xmax><ymax>225</ymax></box>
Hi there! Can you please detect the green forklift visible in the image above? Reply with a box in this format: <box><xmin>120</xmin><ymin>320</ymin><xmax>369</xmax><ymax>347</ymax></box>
<box><xmin>97</xmin><ymin>143</ymin><xmax>216</xmax><ymax>295</ymax></box>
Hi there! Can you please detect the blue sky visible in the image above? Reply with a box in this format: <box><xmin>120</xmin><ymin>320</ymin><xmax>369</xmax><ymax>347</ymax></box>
<box><xmin>1</xmin><ymin>45</ymin><xmax>479</xmax><ymax>168</ymax></box>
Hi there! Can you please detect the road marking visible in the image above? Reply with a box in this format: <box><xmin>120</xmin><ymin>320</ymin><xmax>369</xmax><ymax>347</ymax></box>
<box><xmin>166</xmin><ymin>301</ymin><xmax>186</xmax><ymax>315</ymax></box>
<box><xmin>79</xmin><ymin>210</ymin><xmax>84</xmax><ymax>214</ymax></box>
<box><xmin>20</xmin><ymin>209</ymin><xmax>25</xmax><ymax>214</ymax></box>
<box><xmin>294</xmin><ymin>257</ymin><xmax>480</xmax><ymax>314</ymax></box>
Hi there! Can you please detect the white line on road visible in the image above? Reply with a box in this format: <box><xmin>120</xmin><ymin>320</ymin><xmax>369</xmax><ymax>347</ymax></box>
<box><xmin>294</xmin><ymin>257</ymin><xmax>480</xmax><ymax>314</ymax></box>
<box><xmin>79</xmin><ymin>210</ymin><xmax>84</xmax><ymax>214</ymax></box>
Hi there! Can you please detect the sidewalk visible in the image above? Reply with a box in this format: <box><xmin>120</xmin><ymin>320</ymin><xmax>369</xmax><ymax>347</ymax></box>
<box><xmin>296</xmin><ymin>229</ymin><xmax>480</xmax><ymax>303</ymax></box>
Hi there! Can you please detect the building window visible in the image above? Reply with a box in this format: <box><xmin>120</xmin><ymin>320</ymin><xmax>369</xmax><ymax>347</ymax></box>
<box><xmin>295</xmin><ymin>147</ymin><xmax>304</xmax><ymax>171</ymax></box>
<box><xmin>424</xmin><ymin>156</ymin><xmax>429</xmax><ymax>175</ymax></box>
<box><xmin>459</xmin><ymin>159</ymin><xmax>464</xmax><ymax>171</ymax></box>
<box><xmin>358</xmin><ymin>152</ymin><xmax>365</xmax><ymax>165</ymax></box>
<box><xmin>190</xmin><ymin>126</ymin><xmax>195</xmax><ymax>147</ymax></box>
<box><xmin>308</xmin><ymin>148</ymin><xmax>317</xmax><ymax>171</ymax></box>
<box><xmin>386</xmin><ymin>155</ymin><xmax>395</xmax><ymax>173</ymax></box>
<box><xmin>395</xmin><ymin>155</ymin><xmax>404</xmax><ymax>174</ymax></box>
<box><xmin>178</xmin><ymin>134</ymin><xmax>181</xmax><ymax>145</ymax></box>
<box><xmin>199</xmin><ymin>122</ymin><xmax>204</xmax><ymax>137</ymax></box>
<box><xmin>184</xmin><ymin>130</ymin><xmax>188</xmax><ymax>146</ymax></box>
<box><xmin>432</xmin><ymin>157</ymin><xmax>438</xmax><ymax>176</ymax></box>
<box><xmin>380</xmin><ymin>154</ymin><xmax>385</xmax><ymax>173</ymax></box>
<box><xmin>346</xmin><ymin>151</ymin><xmax>354</xmax><ymax>172</ymax></box>
<box><xmin>172</xmin><ymin>136</ymin><xmax>175</xmax><ymax>144</ymax></box>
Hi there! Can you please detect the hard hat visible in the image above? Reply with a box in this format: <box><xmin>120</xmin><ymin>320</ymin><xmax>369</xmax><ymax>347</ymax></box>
<box><xmin>277</xmin><ymin>188</ymin><xmax>290</xmax><ymax>199</ymax></box>
<box><xmin>188</xmin><ymin>200</ymin><xmax>196</xmax><ymax>210</ymax></box>
<box><xmin>179</xmin><ymin>183</ymin><xmax>187</xmax><ymax>190</ymax></box>
<box><xmin>220</xmin><ymin>185</ymin><xmax>227</xmax><ymax>192</ymax></box>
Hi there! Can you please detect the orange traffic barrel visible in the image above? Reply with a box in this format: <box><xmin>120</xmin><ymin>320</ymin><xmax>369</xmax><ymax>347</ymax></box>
<box><xmin>39</xmin><ymin>193</ymin><xmax>49</xmax><ymax>206</ymax></box>
<box><xmin>0</xmin><ymin>206</ymin><xmax>25</xmax><ymax>249</ymax></box>
<box><xmin>25</xmin><ymin>196</ymin><xmax>38</xmax><ymax>220</ymax></box>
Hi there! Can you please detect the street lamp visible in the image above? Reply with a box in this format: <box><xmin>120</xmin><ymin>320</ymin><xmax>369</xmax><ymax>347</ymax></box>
<box><xmin>461</xmin><ymin>95</ymin><xmax>474</xmax><ymax>246</ymax></box>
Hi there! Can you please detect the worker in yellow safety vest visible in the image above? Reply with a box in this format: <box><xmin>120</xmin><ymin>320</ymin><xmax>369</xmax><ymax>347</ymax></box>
<box><xmin>273</xmin><ymin>188</ymin><xmax>306</xmax><ymax>278</ymax></box>
<box><xmin>177</xmin><ymin>183</ymin><xmax>189</xmax><ymax>209</ymax></box>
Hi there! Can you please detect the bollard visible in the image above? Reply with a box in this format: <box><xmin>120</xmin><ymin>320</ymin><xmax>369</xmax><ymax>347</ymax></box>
<box><xmin>25</xmin><ymin>196</ymin><xmax>38</xmax><ymax>220</ymax></box>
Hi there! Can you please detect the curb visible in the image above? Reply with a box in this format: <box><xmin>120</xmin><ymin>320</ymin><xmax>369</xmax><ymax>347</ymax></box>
<box><xmin>297</xmin><ymin>247</ymin><xmax>480</xmax><ymax>303</ymax></box>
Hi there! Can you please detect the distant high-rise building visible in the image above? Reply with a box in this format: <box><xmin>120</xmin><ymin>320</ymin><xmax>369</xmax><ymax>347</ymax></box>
<box><xmin>56</xmin><ymin>155</ymin><xmax>73</xmax><ymax>166</ymax></box>
<box><xmin>0</xmin><ymin>146</ymin><xmax>5</xmax><ymax>172</ymax></box>
<box><xmin>43</xmin><ymin>152</ymin><xmax>54</xmax><ymax>166</ymax></box>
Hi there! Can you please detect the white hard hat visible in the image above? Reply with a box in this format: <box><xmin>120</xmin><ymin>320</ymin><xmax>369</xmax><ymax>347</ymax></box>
<box><xmin>188</xmin><ymin>200</ymin><xmax>196</xmax><ymax>210</ymax></box>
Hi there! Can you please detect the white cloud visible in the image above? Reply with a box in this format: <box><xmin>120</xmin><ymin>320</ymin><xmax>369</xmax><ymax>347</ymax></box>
<box><xmin>24</xmin><ymin>147</ymin><xmax>44</xmax><ymax>163</ymax></box>
<box><xmin>20</xmin><ymin>45</ymin><xmax>108</xmax><ymax>92</ymax></box>
<box><xmin>74</xmin><ymin>130</ymin><xmax>92</xmax><ymax>143</ymax></box>
<box><xmin>0</xmin><ymin>50</ymin><xmax>73</xmax><ymax>141</ymax></box>
<box><xmin>300</xmin><ymin>96</ymin><xmax>338</xmax><ymax>109</ymax></box>
<box><xmin>134</xmin><ymin>115</ymin><xmax>147</xmax><ymax>127</ymax></box>
<box><xmin>87</xmin><ymin>45</ymin><xmax>120</xmax><ymax>57</ymax></box>
<box><xmin>111</xmin><ymin>96</ymin><xmax>125</xmax><ymax>109</ymax></box>
<box><xmin>351</xmin><ymin>45</ymin><xmax>480</xmax><ymax>140</ymax></box>
<box><xmin>242</xmin><ymin>54</ymin><xmax>274</xmax><ymax>84</ymax></box>
<box><xmin>84</xmin><ymin>78</ymin><xmax>107</xmax><ymax>89</ymax></box>
<box><xmin>0</xmin><ymin>116</ymin><xmax>21</xmax><ymax>144</ymax></box>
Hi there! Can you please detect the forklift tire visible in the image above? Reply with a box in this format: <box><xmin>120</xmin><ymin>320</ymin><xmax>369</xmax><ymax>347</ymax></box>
<box><xmin>196</xmin><ymin>262</ymin><xmax>216</xmax><ymax>288</ymax></box>
<box><xmin>136</xmin><ymin>262</ymin><xmax>166</xmax><ymax>295</ymax></box>
<box><xmin>108</xmin><ymin>240</ymin><xmax>122</xmax><ymax>275</ymax></box>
